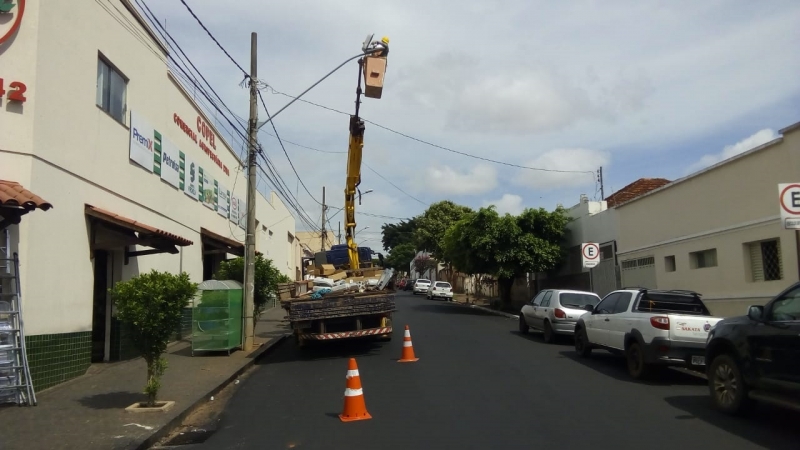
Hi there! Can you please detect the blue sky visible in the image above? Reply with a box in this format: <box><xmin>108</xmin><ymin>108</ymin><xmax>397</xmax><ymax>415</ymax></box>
<box><xmin>140</xmin><ymin>0</ymin><xmax>800</xmax><ymax>247</ymax></box>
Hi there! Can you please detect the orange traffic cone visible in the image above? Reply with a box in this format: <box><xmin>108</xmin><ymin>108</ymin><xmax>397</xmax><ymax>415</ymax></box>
<box><xmin>339</xmin><ymin>358</ymin><xmax>372</xmax><ymax>422</ymax></box>
<box><xmin>398</xmin><ymin>325</ymin><xmax>419</xmax><ymax>363</ymax></box>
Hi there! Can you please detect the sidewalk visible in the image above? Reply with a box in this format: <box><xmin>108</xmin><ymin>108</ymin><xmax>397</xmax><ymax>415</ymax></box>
<box><xmin>0</xmin><ymin>306</ymin><xmax>290</xmax><ymax>450</ymax></box>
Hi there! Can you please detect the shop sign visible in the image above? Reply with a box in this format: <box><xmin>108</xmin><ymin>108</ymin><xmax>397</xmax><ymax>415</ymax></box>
<box><xmin>129</xmin><ymin>111</ymin><xmax>158</xmax><ymax>173</ymax></box>
<box><xmin>198</xmin><ymin>167</ymin><xmax>218</xmax><ymax>211</ymax></box>
<box><xmin>237</xmin><ymin>197</ymin><xmax>247</xmax><ymax>230</ymax></box>
<box><xmin>173</xmin><ymin>113</ymin><xmax>230</xmax><ymax>176</ymax></box>
<box><xmin>155</xmin><ymin>137</ymin><xmax>181</xmax><ymax>189</ymax></box>
<box><xmin>230</xmin><ymin>196</ymin><xmax>240</xmax><ymax>224</ymax></box>
<box><xmin>179</xmin><ymin>152</ymin><xmax>198</xmax><ymax>201</ymax></box>
<box><xmin>217</xmin><ymin>183</ymin><xmax>230</xmax><ymax>219</ymax></box>
<box><xmin>0</xmin><ymin>0</ymin><xmax>25</xmax><ymax>47</ymax></box>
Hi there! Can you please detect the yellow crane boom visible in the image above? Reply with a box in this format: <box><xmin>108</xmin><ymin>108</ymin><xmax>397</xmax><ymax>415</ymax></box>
<box><xmin>344</xmin><ymin>36</ymin><xmax>389</xmax><ymax>273</ymax></box>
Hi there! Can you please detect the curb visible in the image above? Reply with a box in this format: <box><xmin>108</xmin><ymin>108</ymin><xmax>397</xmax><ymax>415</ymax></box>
<box><xmin>446</xmin><ymin>301</ymin><xmax>519</xmax><ymax>319</ymax></box>
<box><xmin>137</xmin><ymin>333</ymin><xmax>291</xmax><ymax>450</ymax></box>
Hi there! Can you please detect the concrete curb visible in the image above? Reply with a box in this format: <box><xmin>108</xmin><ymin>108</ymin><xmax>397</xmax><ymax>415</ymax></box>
<box><xmin>137</xmin><ymin>333</ymin><xmax>291</xmax><ymax>450</ymax></box>
<box><xmin>446</xmin><ymin>301</ymin><xmax>519</xmax><ymax>319</ymax></box>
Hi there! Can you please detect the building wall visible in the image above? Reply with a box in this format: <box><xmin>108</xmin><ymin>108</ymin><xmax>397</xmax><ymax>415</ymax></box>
<box><xmin>0</xmin><ymin>1</ymin><xmax>296</xmax><ymax>390</ymax></box>
<box><xmin>296</xmin><ymin>230</ymin><xmax>335</xmax><ymax>254</ymax></box>
<box><xmin>617</xmin><ymin>128</ymin><xmax>800</xmax><ymax>316</ymax></box>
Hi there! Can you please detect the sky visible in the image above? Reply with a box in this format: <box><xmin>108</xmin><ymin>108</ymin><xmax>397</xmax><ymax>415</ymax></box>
<box><xmin>141</xmin><ymin>0</ymin><xmax>800</xmax><ymax>251</ymax></box>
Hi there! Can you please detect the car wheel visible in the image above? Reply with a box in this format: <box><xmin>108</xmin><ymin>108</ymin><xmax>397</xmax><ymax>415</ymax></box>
<box><xmin>708</xmin><ymin>354</ymin><xmax>752</xmax><ymax>415</ymax></box>
<box><xmin>518</xmin><ymin>315</ymin><xmax>529</xmax><ymax>334</ymax></box>
<box><xmin>543</xmin><ymin>321</ymin><xmax>556</xmax><ymax>344</ymax></box>
<box><xmin>575</xmin><ymin>327</ymin><xmax>591</xmax><ymax>357</ymax></box>
<box><xmin>626</xmin><ymin>342</ymin><xmax>652</xmax><ymax>380</ymax></box>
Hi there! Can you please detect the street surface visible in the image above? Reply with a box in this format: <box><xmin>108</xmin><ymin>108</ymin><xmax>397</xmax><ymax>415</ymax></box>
<box><xmin>193</xmin><ymin>292</ymin><xmax>799</xmax><ymax>449</ymax></box>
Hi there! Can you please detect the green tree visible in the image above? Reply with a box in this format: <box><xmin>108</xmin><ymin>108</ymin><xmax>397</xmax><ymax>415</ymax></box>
<box><xmin>214</xmin><ymin>255</ymin><xmax>291</xmax><ymax>328</ymax></box>
<box><xmin>380</xmin><ymin>218</ymin><xmax>418</xmax><ymax>251</ymax></box>
<box><xmin>383</xmin><ymin>242</ymin><xmax>416</xmax><ymax>271</ymax></box>
<box><xmin>413</xmin><ymin>200</ymin><xmax>472</xmax><ymax>261</ymax></box>
<box><xmin>110</xmin><ymin>270</ymin><xmax>197</xmax><ymax>407</ymax></box>
<box><xmin>443</xmin><ymin>206</ymin><xmax>570</xmax><ymax>305</ymax></box>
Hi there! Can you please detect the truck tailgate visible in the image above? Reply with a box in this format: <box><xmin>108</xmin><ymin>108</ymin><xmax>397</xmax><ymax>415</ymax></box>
<box><xmin>668</xmin><ymin>315</ymin><xmax>723</xmax><ymax>343</ymax></box>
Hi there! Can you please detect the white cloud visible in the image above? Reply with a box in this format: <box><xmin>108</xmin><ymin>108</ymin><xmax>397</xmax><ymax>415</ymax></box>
<box><xmin>685</xmin><ymin>129</ymin><xmax>779</xmax><ymax>174</ymax></box>
<box><xmin>417</xmin><ymin>164</ymin><xmax>497</xmax><ymax>196</ymax></box>
<box><xmin>483</xmin><ymin>194</ymin><xmax>524</xmax><ymax>216</ymax></box>
<box><xmin>513</xmin><ymin>149</ymin><xmax>610</xmax><ymax>190</ymax></box>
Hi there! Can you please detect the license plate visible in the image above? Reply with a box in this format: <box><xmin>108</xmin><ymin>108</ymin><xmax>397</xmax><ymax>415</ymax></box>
<box><xmin>691</xmin><ymin>355</ymin><xmax>705</xmax><ymax>366</ymax></box>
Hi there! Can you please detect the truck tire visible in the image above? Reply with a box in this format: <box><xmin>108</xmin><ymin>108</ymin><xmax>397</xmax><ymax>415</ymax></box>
<box><xmin>574</xmin><ymin>327</ymin><xmax>592</xmax><ymax>358</ymax></box>
<box><xmin>626</xmin><ymin>341</ymin><xmax>652</xmax><ymax>380</ymax></box>
<box><xmin>708</xmin><ymin>354</ymin><xmax>752</xmax><ymax>416</ymax></box>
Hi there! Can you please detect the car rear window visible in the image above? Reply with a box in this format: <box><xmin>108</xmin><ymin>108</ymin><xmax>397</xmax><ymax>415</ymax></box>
<box><xmin>417</xmin><ymin>279</ymin><xmax>431</xmax><ymax>284</ymax></box>
<box><xmin>558</xmin><ymin>293</ymin><xmax>599</xmax><ymax>308</ymax></box>
<box><xmin>435</xmin><ymin>282</ymin><xmax>451</xmax><ymax>288</ymax></box>
<box><xmin>637</xmin><ymin>291</ymin><xmax>710</xmax><ymax>315</ymax></box>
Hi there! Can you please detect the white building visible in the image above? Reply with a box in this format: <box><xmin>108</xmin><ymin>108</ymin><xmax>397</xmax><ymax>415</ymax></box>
<box><xmin>0</xmin><ymin>1</ymin><xmax>297</xmax><ymax>391</ymax></box>
<box><xmin>616</xmin><ymin>121</ymin><xmax>800</xmax><ymax>317</ymax></box>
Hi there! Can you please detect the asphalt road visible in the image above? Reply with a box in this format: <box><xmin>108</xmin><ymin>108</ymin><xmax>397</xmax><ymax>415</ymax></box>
<box><xmin>193</xmin><ymin>292</ymin><xmax>800</xmax><ymax>450</ymax></box>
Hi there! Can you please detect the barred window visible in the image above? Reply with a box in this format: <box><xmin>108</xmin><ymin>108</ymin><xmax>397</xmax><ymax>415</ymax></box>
<box><xmin>748</xmin><ymin>239</ymin><xmax>782</xmax><ymax>282</ymax></box>
<box><xmin>621</xmin><ymin>256</ymin><xmax>654</xmax><ymax>270</ymax></box>
<box><xmin>690</xmin><ymin>249</ymin><xmax>717</xmax><ymax>269</ymax></box>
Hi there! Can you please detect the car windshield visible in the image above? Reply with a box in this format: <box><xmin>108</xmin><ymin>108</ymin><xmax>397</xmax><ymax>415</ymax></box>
<box><xmin>559</xmin><ymin>293</ymin><xmax>600</xmax><ymax>308</ymax></box>
<box><xmin>417</xmin><ymin>279</ymin><xmax>431</xmax><ymax>284</ymax></box>
<box><xmin>435</xmin><ymin>282</ymin><xmax>451</xmax><ymax>288</ymax></box>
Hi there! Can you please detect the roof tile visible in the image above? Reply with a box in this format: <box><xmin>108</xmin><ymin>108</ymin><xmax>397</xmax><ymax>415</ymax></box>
<box><xmin>0</xmin><ymin>180</ymin><xmax>53</xmax><ymax>211</ymax></box>
<box><xmin>605</xmin><ymin>178</ymin><xmax>671</xmax><ymax>208</ymax></box>
<box><xmin>85</xmin><ymin>205</ymin><xmax>193</xmax><ymax>246</ymax></box>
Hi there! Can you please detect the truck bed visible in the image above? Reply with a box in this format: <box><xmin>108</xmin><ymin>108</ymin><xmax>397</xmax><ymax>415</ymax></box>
<box><xmin>282</xmin><ymin>291</ymin><xmax>396</xmax><ymax>322</ymax></box>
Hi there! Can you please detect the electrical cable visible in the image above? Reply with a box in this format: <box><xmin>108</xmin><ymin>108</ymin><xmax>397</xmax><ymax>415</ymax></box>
<box><xmin>177</xmin><ymin>0</ymin><xmax>248</xmax><ymax>76</ymax></box>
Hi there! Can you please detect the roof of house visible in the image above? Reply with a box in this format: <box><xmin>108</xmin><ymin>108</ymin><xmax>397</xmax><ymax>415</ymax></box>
<box><xmin>0</xmin><ymin>180</ymin><xmax>53</xmax><ymax>212</ymax></box>
<box><xmin>604</xmin><ymin>178</ymin><xmax>671</xmax><ymax>208</ymax></box>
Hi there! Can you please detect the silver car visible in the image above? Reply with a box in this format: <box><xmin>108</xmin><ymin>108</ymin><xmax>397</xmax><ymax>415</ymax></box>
<box><xmin>519</xmin><ymin>289</ymin><xmax>601</xmax><ymax>343</ymax></box>
<box><xmin>412</xmin><ymin>279</ymin><xmax>431</xmax><ymax>295</ymax></box>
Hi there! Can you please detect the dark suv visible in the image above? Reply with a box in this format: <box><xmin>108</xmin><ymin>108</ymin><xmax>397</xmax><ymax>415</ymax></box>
<box><xmin>705</xmin><ymin>282</ymin><xmax>800</xmax><ymax>415</ymax></box>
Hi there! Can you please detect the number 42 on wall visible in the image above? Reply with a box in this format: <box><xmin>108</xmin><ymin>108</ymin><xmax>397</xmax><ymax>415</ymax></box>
<box><xmin>0</xmin><ymin>78</ymin><xmax>27</xmax><ymax>103</ymax></box>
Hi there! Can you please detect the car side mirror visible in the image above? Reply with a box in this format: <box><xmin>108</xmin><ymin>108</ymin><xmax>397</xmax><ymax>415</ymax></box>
<box><xmin>747</xmin><ymin>305</ymin><xmax>764</xmax><ymax>321</ymax></box>
<box><xmin>584</xmin><ymin>304</ymin><xmax>595</xmax><ymax>313</ymax></box>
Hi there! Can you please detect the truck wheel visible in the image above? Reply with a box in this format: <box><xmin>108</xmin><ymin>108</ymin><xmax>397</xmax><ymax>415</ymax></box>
<box><xmin>575</xmin><ymin>328</ymin><xmax>592</xmax><ymax>358</ymax></box>
<box><xmin>518</xmin><ymin>315</ymin><xmax>529</xmax><ymax>334</ymax></box>
<box><xmin>708</xmin><ymin>354</ymin><xmax>752</xmax><ymax>415</ymax></box>
<box><xmin>626</xmin><ymin>342</ymin><xmax>652</xmax><ymax>380</ymax></box>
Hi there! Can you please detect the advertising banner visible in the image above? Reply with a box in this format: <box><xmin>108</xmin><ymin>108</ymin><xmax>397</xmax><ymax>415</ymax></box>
<box><xmin>129</xmin><ymin>111</ymin><xmax>158</xmax><ymax>172</ymax></box>
<box><xmin>217</xmin><ymin>183</ymin><xmax>230</xmax><ymax>218</ymax></box>
<box><xmin>237</xmin><ymin>197</ymin><xmax>247</xmax><ymax>230</ymax></box>
<box><xmin>179</xmin><ymin>152</ymin><xmax>199</xmax><ymax>200</ymax></box>
<box><xmin>199</xmin><ymin>167</ymin><xmax>217</xmax><ymax>211</ymax></box>
<box><xmin>159</xmin><ymin>138</ymin><xmax>181</xmax><ymax>189</ymax></box>
<box><xmin>230</xmin><ymin>196</ymin><xmax>240</xmax><ymax>224</ymax></box>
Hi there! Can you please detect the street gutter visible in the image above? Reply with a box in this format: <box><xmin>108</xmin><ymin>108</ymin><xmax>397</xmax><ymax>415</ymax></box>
<box><xmin>445</xmin><ymin>301</ymin><xmax>519</xmax><ymax>320</ymax></box>
<box><xmin>137</xmin><ymin>333</ymin><xmax>291</xmax><ymax>450</ymax></box>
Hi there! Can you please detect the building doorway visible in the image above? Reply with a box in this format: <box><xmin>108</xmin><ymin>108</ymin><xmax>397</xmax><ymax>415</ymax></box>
<box><xmin>91</xmin><ymin>250</ymin><xmax>110</xmax><ymax>363</ymax></box>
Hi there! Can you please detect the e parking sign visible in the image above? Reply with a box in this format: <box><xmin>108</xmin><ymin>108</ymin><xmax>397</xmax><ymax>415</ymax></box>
<box><xmin>778</xmin><ymin>183</ymin><xmax>800</xmax><ymax>230</ymax></box>
<box><xmin>582</xmin><ymin>243</ymin><xmax>600</xmax><ymax>269</ymax></box>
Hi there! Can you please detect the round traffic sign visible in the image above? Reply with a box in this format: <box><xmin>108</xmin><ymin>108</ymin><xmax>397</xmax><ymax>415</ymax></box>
<box><xmin>779</xmin><ymin>184</ymin><xmax>800</xmax><ymax>216</ymax></box>
<box><xmin>582</xmin><ymin>243</ymin><xmax>600</xmax><ymax>260</ymax></box>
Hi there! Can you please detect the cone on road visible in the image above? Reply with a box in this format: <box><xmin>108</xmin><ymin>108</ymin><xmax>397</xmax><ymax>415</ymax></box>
<box><xmin>339</xmin><ymin>358</ymin><xmax>372</xmax><ymax>422</ymax></box>
<box><xmin>398</xmin><ymin>325</ymin><xmax>419</xmax><ymax>363</ymax></box>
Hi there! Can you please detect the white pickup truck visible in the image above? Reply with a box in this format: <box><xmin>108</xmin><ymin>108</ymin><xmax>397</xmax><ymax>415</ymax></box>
<box><xmin>574</xmin><ymin>288</ymin><xmax>723</xmax><ymax>380</ymax></box>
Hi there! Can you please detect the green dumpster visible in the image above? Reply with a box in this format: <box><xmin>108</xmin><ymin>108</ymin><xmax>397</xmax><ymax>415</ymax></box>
<box><xmin>191</xmin><ymin>280</ymin><xmax>243</xmax><ymax>356</ymax></box>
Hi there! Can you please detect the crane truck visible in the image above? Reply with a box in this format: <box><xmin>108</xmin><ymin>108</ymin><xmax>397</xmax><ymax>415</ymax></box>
<box><xmin>281</xmin><ymin>35</ymin><xmax>397</xmax><ymax>347</ymax></box>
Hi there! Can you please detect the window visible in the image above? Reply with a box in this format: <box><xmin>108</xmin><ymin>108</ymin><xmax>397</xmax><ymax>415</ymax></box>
<box><xmin>96</xmin><ymin>57</ymin><xmax>127</xmax><ymax>123</ymax></box>
<box><xmin>531</xmin><ymin>291</ymin><xmax>546</xmax><ymax>306</ymax></box>
<box><xmin>595</xmin><ymin>293</ymin><xmax>619</xmax><ymax>314</ymax></box>
<box><xmin>435</xmin><ymin>282</ymin><xmax>451</xmax><ymax>288</ymax></box>
<box><xmin>769</xmin><ymin>285</ymin><xmax>800</xmax><ymax>321</ymax></box>
<box><xmin>558</xmin><ymin>292</ymin><xmax>600</xmax><ymax>308</ymax></box>
<box><xmin>690</xmin><ymin>249</ymin><xmax>717</xmax><ymax>269</ymax></box>
<box><xmin>600</xmin><ymin>244</ymin><xmax>614</xmax><ymax>260</ymax></box>
<box><xmin>748</xmin><ymin>239</ymin><xmax>782</xmax><ymax>282</ymax></box>
<box><xmin>541</xmin><ymin>291</ymin><xmax>553</xmax><ymax>307</ymax></box>
<box><xmin>664</xmin><ymin>255</ymin><xmax>676</xmax><ymax>272</ymax></box>
<box><xmin>613</xmin><ymin>292</ymin><xmax>633</xmax><ymax>313</ymax></box>
<box><xmin>621</xmin><ymin>256</ymin><xmax>655</xmax><ymax>270</ymax></box>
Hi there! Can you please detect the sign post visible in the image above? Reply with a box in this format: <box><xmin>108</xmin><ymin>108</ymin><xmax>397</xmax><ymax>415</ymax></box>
<box><xmin>778</xmin><ymin>184</ymin><xmax>800</xmax><ymax>281</ymax></box>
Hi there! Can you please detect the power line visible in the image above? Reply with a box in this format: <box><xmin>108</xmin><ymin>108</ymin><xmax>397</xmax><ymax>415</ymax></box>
<box><xmin>266</xmin><ymin>88</ymin><xmax>596</xmax><ymax>176</ymax></box>
<box><xmin>364</xmin><ymin>163</ymin><xmax>427</xmax><ymax>206</ymax></box>
<box><xmin>177</xmin><ymin>0</ymin><xmax>248</xmax><ymax>76</ymax></box>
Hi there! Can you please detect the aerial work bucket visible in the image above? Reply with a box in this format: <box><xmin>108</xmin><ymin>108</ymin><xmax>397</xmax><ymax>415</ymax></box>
<box><xmin>363</xmin><ymin>36</ymin><xmax>389</xmax><ymax>99</ymax></box>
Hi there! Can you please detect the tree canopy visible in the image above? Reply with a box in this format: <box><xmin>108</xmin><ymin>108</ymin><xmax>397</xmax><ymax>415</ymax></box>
<box><xmin>380</xmin><ymin>218</ymin><xmax>417</xmax><ymax>251</ymax></box>
<box><xmin>412</xmin><ymin>200</ymin><xmax>473</xmax><ymax>261</ymax></box>
<box><xmin>383</xmin><ymin>242</ymin><xmax>416</xmax><ymax>271</ymax></box>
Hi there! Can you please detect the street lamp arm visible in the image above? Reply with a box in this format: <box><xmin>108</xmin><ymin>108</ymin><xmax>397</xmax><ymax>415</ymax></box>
<box><xmin>256</xmin><ymin>48</ymin><xmax>384</xmax><ymax>131</ymax></box>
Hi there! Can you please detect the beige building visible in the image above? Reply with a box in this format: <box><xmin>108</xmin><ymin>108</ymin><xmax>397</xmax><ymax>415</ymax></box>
<box><xmin>0</xmin><ymin>1</ymin><xmax>297</xmax><ymax>391</ymax></box>
<box><xmin>296</xmin><ymin>230</ymin><xmax>336</xmax><ymax>254</ymax></box>
<box><xmin>616</xmin><ymin>121</ymin><xmax>800</xmax><ymax>316</ymax></box>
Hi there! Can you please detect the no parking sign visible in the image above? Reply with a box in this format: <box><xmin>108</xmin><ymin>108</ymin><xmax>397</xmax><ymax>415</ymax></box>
<box><xmin>778</xmin><ymin>183</ymin><xmax>800</xmax><ymax>229</ymax></box>
<box><xmin>581</xmin><ymin>243</ymin><xmax>600</xmax><ymax>269</ymax></box>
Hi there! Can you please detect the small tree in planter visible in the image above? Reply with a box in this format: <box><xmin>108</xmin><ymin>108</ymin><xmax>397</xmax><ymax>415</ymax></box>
<box><xmin>110</xmin><ymin>270</ymin><xmax>197</xmax><ymax>409</ymax></box>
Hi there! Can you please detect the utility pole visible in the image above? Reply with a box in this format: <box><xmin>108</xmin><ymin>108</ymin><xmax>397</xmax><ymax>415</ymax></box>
<box><xmin>598</xmin><ymin>166</ymin><xmax>605</xmax><ymax>200</ymax></box>
<box><xmin>320</xmin><ymin>186</ymin><xmax>327</xmax><ymax>251</ymax></box>
<box><xmin>338</xmin><ymin>222</ymin><xmax>342</xmax><ymax>245</ymax></box>
<box><xmin>243</xmin><ymin>32</ymin><xmax>258</xmax><ymax>351</ymax></box>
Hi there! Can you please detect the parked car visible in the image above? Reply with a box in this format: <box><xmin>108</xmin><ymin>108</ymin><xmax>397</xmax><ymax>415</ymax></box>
<box><xmin>574</xmin><ymin>288</ymin><xmax>723</xmax><ymax>379</ymax></box>
<box><xmin>519</xmin><ymin>289</ymin><xmax>601</xmax><ymax>343</ymax></box>
<box><xmin>412</xmin><ymin>279</ymin><xmax>431</xmax><ymax>295</ymax></box>
<box><xmin>404</xmin><ymin>279</ymin><xmax>415</xmax><ymax>291</ymax></box>
<box><xmin>705</xmin><ymin>281</ymin><xmax>800</xmax><ymax>415</ymax></box>
<box><xmin>427</xmin><ymin>281</ymin><xmax>454</xmax><ymax>301</ymax></box>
